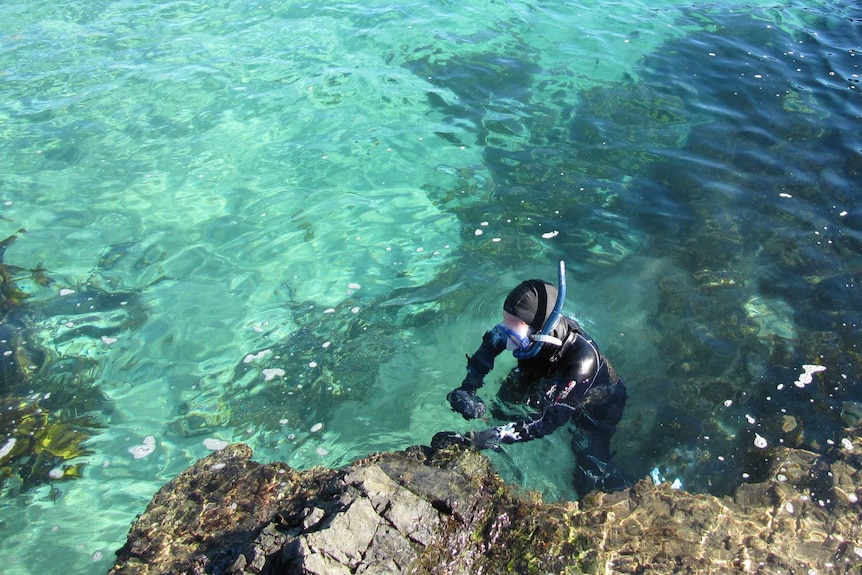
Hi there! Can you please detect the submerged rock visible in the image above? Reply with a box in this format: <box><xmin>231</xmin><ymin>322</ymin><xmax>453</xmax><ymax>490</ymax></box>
<box><xmin>108</xmin><ymin>436</ymin><xmax>862</xmax><ymax>575</ymax></box>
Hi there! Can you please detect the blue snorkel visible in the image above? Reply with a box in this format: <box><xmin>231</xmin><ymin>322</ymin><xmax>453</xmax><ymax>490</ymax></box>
<box><xmin>512</xmin><ymin>260</ymin><xmax>567</xmax><ymax>360</ymax></box>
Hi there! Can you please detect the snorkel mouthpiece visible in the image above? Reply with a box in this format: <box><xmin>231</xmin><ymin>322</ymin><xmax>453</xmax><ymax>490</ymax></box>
<box><xmin>512</xmin><ymin>260</ymin><xmax>567</xmax><ymax>360</ymax></box>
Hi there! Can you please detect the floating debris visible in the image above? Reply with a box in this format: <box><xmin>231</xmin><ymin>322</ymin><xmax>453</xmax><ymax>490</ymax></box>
<box><xmin>262</xmin><ymin>368</ymin><xmax>285</xmax><ymax>381</ymax></box>
<box><xmin>203</xmin><ymin>438</ymin><xmax>229</xmax><ymax>451</ymax></box>
<box><xmin>794</xmin><ymin>364</ymin><xmax>826</xmax><ymax>388</ymax></box>
<box><xmin>129</xmin><ymin>436</ymin><xmax>156</xmax><ymax>460</ymax></box>
<box><xmin>243</xmin><ymin>349</ymin><xmax>272</xmax><ymax>364</ymax></box>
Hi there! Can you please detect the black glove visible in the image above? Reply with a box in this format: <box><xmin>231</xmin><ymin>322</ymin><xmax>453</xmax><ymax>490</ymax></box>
<box><xmin>431</xmin><ymin>431</ymin><xmax>470</xmax><ymax>450</ymax></box>
<box><xmin>430</xmin><ymin>429</ymin><xmax>501</xmax><ymax>451</ymax></box>
<box><xmin>447</xmin><ymin>388</ymin><xmax>487</xmax><ymax>420</ymax></box>
<box><xmin>466</xmin><ymin>428</ymin><xmax>501</xmax><ymax>451</ymax></box>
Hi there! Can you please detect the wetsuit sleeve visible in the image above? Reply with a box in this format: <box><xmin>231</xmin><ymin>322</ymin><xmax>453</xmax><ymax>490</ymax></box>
<box><xmin>461</xmin><ymin>328</ymin><xmax>506</xmax><ymax>391</ymax></box>
<box><xmin>493</xmin><ymin>402</ymin><xmax>576</xmax><ymax>444</ymax></box>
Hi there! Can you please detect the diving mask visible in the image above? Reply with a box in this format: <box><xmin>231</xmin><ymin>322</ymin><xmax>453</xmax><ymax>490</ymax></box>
<box><xmin>493</xmin><ymin>323</ymin><xmax>533</xmax><ymax>351</ymax></box>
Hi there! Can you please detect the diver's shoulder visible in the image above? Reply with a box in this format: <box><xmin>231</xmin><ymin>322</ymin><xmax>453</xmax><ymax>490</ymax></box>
<box><xmin>560</xmin><ymin>314</ymin><xmax>586</xmax><ymax>335</ymax></box>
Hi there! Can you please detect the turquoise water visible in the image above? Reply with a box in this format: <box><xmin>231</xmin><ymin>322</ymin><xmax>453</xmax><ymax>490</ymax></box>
<box><xmin>1</xmin><ymin>0</ymin><xmax>860</xmax><ymax>572</ymax></box>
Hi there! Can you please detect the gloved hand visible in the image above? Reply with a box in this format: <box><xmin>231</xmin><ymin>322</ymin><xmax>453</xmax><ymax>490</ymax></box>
<box><xmin>431</xmin><ymin>431</ymin><xmax>470</xmax><ymax>450</ymax></box>
<box><xmin>430</xmin><ymin>429</ymin><xmax>501</xmax><ymax>451</ymax></box>
<box><xmin>465</xmin><ymin>428</ymin><xmax>501</xmax><ymax>451</ymax></box>
<box><xmin>446</xmin><ymin>388</ymin><xmax>487</xmax><ymax>420</ymax></box>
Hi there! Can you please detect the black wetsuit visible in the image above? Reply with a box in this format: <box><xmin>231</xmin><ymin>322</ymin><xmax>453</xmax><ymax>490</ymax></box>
<box><xmin>462</xmin><ymin>315</ymin><xmax>628</xmax><ymax>495</ymax></box>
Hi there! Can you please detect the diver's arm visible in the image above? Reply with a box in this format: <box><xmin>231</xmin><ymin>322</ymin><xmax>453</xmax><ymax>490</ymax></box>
<box><xmin>493</xmin><ymin>402</ymin><xmax>575</xmax><ymax>444</ymax></box>
<box><xmin>447</xmin><ymin>328</ymin><xmax>506</xmax><ymax>420</ymax></box>
<box><xmin>432</xmin><ymin>402</ymin><xmax>575</xmax><ymax>450</ymax></box>
<box><xmin>462</xmin><ymin>328</ymin><xmax>506</xmax><ymax>389</ymax></box>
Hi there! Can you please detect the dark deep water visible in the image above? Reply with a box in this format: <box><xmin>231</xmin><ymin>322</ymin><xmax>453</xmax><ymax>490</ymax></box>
<box><xmin>407</xmin><ymin>2</ymin><xmax>861</xmax><ymax>496</ymax></box>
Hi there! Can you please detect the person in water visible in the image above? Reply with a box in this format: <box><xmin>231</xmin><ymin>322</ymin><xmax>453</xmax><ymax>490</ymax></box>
<box><xmin>433</xmin><ymin>262</ymin><xmax>629</xmax><ymax>496</ymax></box>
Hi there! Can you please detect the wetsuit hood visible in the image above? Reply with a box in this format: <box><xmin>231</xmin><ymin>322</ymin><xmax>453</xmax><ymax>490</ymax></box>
<box><xmin>503</xmin><ymin>279</ymin><xmax>558</xmax><ymax>332</ymax></box>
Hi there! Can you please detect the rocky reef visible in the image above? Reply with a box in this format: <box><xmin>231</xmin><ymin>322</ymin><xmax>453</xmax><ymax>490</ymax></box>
<box><xmin>108</xmin><ymin>431</ymin><xmax>862</xmax><ymax>575</ymax></box>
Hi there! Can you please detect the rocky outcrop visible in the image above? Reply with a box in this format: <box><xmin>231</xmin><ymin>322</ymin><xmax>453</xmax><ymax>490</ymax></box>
<box><xmin>108</xmin><ymin>435</ymin><xmax>862</xmax><ymax>575</ymax></box>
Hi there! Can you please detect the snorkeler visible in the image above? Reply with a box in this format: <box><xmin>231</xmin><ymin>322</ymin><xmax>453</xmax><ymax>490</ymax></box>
<box><xmin>433</xmin><ymin>262</ymin><xmax>629</xmax><ymax>496</ymax></box>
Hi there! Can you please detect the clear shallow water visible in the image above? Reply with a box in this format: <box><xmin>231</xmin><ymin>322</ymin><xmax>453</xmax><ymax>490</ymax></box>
<box><xmin>0</xmin><ymin>0</ymin><xmax>860</xmax><ymax>573</ymax></box>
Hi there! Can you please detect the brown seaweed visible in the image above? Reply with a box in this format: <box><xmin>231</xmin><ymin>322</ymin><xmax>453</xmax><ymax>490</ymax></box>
<box><xmin>0</xmin><ymin>231</ymin><xmax>141</xmax><ymax>495</ymax></box>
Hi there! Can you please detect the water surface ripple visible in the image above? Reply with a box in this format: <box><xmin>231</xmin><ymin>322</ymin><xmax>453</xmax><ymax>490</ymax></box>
<box><xmin>0</xmin><ymin>1</ymin><xmax>860</xmax><ymax>573</ymax></box>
